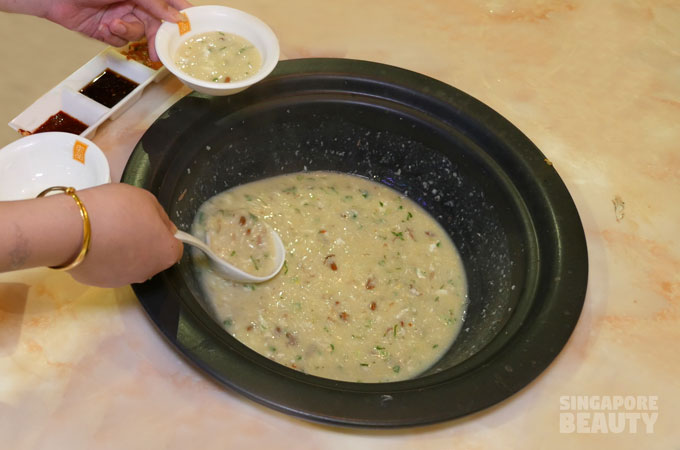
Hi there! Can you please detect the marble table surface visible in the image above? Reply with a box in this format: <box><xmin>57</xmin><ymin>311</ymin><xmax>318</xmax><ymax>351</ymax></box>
<box><xmin>0</xmin><ymin>1</ymin><xmax>678</xmax><ymax>448</ymax></box>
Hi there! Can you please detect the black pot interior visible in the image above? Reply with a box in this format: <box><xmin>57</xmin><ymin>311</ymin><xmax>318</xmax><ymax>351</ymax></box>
<box><xmin>123</xmin><ymin>58</ymin><xmax>586</xmax><ymax>426</ymax></box>
<box><xmin>163</xmin><ymin>99</ymin><xmax>531</xmax><ymax>375</ymax></box>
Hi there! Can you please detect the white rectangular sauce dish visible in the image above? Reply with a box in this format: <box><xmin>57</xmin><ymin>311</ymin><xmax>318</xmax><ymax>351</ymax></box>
<box><xmin>8</xmin><ymin>43</ymin><xmax>167</xmax><ymax>139</ymax></box>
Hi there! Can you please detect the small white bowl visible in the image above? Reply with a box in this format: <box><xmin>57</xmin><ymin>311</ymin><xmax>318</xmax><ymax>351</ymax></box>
<box><xmin>155</xmin><ymin>5</ymin><xmax>280</xmax><ymax>96</ymax></box>
<box><xmin>0</xmin><ymin>132</ymin><xmax>111</xmax><ymax>201</ymax></box>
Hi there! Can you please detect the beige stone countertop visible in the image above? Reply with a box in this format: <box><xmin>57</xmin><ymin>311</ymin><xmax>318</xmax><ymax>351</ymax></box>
<box><xmin>0</xmin><ymin>1</ymin><xmax>678</xmax><ymax>448</ymax></box>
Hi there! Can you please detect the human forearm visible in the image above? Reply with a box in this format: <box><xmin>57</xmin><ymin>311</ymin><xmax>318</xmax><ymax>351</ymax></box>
<box><xmin>0</xmin><ymin>194</ymin><xmax>83</xmax><ymax>272</ymax></box>
<box><xmin>0</xmin><ymin>0</ymin><xmax>50</xmax><ymax>17</ymax></box>
<box><xmin>0</xmin><ymin>184</ymin><xmax>182</xmax><ymax>287</ymax></box>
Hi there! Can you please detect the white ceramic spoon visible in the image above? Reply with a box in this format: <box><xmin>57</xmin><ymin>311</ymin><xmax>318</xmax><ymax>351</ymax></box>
<box><xmin>174</xmin><ymin>229</ymin><xmax>286</xmax><ymax>283</ymax></box>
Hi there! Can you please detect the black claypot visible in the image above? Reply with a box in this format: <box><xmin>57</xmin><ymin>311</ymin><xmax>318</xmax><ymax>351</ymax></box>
<box><xmin>122</xmin><ymin>58</ymin><xmax>588</xmax><ymax>427</ymax></box>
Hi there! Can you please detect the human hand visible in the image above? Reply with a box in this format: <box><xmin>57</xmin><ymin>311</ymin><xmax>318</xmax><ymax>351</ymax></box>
<box><xmin>45</xmin><ymin>0</ymin><xmax>193</xmax><ymax>59</ymax></box>
<box><xmin>68</xmin><ymin>183</ymin><xmax>183</xmax><ymax>287</ymax></box>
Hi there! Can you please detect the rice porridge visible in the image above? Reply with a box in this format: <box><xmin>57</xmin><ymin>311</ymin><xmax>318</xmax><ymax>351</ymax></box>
<box><xmin>192</xmin><ymin>171</ymin><xmax>467</xmax><ymax>382</ymax></box>
<box><xmin>173</xmin><ymin>31</ymin><xmax>262</xmax><ymax>83</ymax></box>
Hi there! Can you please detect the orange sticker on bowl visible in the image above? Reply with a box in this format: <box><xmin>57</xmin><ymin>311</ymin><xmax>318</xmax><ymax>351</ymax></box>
<box><xmin>177</xmin><ymin>13</ymin><xmax>191</xmax><ymax>35</ymax></box>
<box><xmin>73</xmin><ymin>140</ymin><xmax>88</xmax><ymax>164</ymax></box>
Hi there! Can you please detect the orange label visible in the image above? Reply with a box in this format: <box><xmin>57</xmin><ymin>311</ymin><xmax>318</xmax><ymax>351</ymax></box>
<box><xmin>73</xmin><ymin>140</ymin><xmax>88</xmax><ymax>164</ymax></box>
<box><xmin>177</xmin><ymin>13</ymin><xmax>191</xmax><ymax>35</ymax></box>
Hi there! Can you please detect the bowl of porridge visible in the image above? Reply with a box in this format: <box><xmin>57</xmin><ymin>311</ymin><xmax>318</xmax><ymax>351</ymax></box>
<box><xmin>155</xmin><ymin>5</ymin><xmax>279</xmax><ymax>96</ymax></box>
<box><xmin>123</xmin><ymin>59</ymin><xmax>588</xmax><ymax>427</ymax></box>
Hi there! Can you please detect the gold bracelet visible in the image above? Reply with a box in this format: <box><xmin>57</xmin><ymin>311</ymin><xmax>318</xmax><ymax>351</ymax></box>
<box><xmin>36</xmin><ymin>186</ymin><xmax>91</xmax><ymax>271</ymax></box>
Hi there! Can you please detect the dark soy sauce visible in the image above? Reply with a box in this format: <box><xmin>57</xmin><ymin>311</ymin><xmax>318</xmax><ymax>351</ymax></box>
<box><xmin>80</xmin><ymin>68</ymin><xmax>139</xmax><ymax>108</ymax></box>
